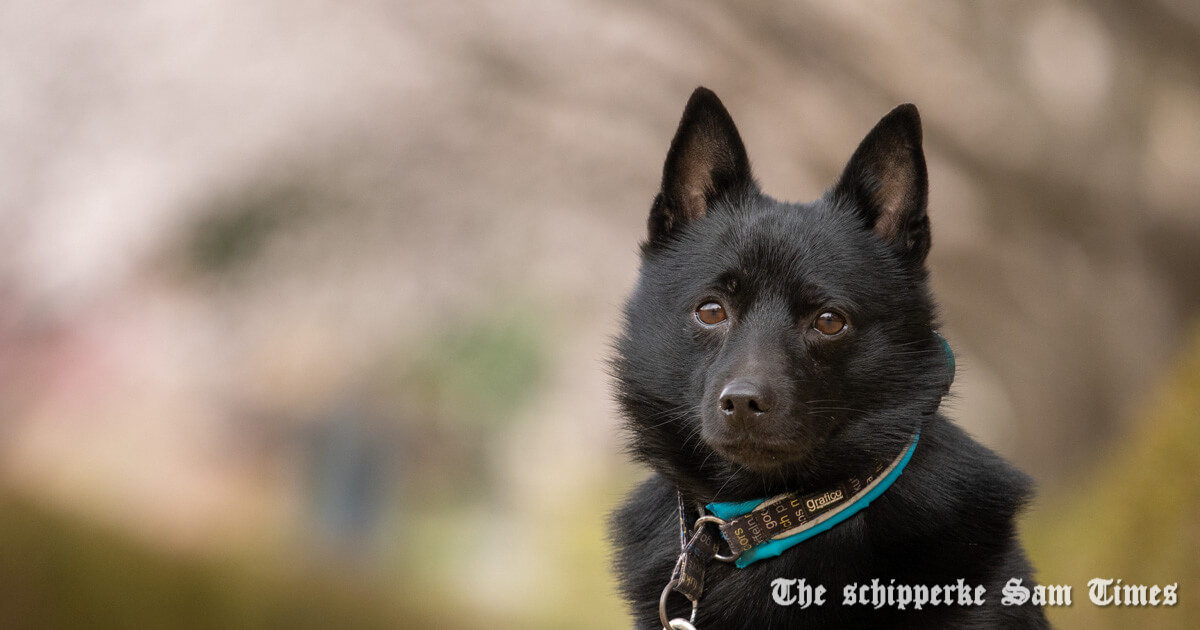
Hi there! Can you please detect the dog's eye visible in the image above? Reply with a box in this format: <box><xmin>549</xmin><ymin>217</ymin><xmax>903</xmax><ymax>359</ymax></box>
<box><xmin>814</xmin><ymin>312</ymin><xmax>847</xmax><ymax>336</ymax></box>
<box><xmin>696</xmin><ymin>302</ymin><xmax>728</xmax><ymax>326</ymax></box>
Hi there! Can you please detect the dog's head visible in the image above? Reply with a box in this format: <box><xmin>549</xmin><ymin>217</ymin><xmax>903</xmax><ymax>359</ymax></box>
<box><xmin>614</xmin><ymin>88</ymin><xmax>950</xmax><ymax>500</ymax></box>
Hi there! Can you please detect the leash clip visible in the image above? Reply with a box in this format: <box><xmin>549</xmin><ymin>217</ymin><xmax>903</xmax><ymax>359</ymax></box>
<box><xmin>658</xmin><ymin>586</ymin><xmax>698</xmax><ymax>630</ymax></box>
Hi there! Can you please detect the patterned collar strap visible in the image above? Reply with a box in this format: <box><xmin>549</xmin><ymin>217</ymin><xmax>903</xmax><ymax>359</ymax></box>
<box><xmin>706</xmin><ymin>429</ymin><xmax>920</xmax><ymax>568</ymax></box>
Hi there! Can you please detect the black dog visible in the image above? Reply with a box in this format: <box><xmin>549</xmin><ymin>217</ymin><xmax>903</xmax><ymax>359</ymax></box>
<box><xmin>610</xmin><ymin>88</ymin><xmax>1048</xmax><ymax>629</ymax></box>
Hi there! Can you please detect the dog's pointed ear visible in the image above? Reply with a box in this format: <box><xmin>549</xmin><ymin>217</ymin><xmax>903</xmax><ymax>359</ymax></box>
<box><xmin>646</xmin><ymin>87</ymin><xmax>753</xmax><ymax>249</ymax></box>
<box><xmin>831</xmin><ymin>104</ymin><xmax>930</xmax><ymax>263</ymax></box>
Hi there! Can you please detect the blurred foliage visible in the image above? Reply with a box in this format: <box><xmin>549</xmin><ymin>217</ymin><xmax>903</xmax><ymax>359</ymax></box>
<box><xmin>363</xmin><ymin>305</ymin><xmax>549</xmax><ymax>506</ymax></box>
<box><xmin>0</xmin><ymin>484</ymin><xmax>627</xmax><ymax>630</ymax></box>
<box><xmin>398</xmin><ymin>481</ymin><xmax>631</xmax><ymax>630</ymax></box>
<box><xmin>542</xmin><ymin>484</ymin><xmax>636</xmax><ymax>630</ymax></box>
<box><xmin>0</xmin><ymin>493</ymin><xmax>455</xmax><ymax>630</ymax></box>
<box><xmin>1025</xmin><ymin>322</ymin><xmax>1200</xmax><ymax>628</ymax></box>
<box><xmin>397</xmin><ymin>307</ymin><xmax>547</xmax><ymax>429</ymax></box>
<box><xmin>185</xmin><ymin>182</ymin><xmax>323</xmax><ymax>277</ymax></box>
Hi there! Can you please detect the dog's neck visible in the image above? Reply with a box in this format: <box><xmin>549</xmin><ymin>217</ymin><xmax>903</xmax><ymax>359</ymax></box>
<box><xmin>696</xmin><ymin>425</ymin><xmax>920</xmax><ymax>567</ymax></box>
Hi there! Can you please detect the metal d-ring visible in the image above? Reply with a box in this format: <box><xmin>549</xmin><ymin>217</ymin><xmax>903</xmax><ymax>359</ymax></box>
<box><xmin>693</xmin><ymin>515</ymin><xmax>741</xmax><ymax>563</ymax></box>
<box><xmin>658</xmin><ymin>579</ymin><xmax>698</xmax><ymax>630</ymax></box>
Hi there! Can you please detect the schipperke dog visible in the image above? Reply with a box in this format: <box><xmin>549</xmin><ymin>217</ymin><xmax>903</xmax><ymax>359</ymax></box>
<box><xmin>610</xmin><ymin>88</ymin><xmax>1048</xmax><ymax>629</ymax></box>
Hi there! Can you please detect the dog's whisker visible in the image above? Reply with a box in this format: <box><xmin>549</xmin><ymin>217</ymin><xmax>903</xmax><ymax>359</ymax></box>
<box><xmin>712</xmin><ymin>466</ymin><xmax>737</xmax><ymax>502</ymax></box>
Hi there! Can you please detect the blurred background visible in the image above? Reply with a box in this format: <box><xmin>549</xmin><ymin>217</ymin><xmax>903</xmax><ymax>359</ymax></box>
<box><xmin>1</xmin><ymin>1</ymin><xmax>1198</xmax><ymax>628</ymax></box>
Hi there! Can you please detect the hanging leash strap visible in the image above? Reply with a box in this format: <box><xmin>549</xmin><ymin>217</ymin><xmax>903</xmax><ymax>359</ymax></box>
<box><xmin>658</xmin><ymin>495</ymin><xmax>719</xmax><ymax>630</ymax></box>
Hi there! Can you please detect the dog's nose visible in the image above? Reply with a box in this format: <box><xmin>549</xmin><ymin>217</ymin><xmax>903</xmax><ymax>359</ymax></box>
<box><xmin>719</xmin><ymin>378</ymin><xmax>775</xmax><ymax>428</ymax></box>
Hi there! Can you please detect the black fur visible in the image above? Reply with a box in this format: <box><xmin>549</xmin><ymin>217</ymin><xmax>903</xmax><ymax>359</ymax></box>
<box><xmin>610</xmin><ymin>87</ymin><xmax>1048</xmax><ymax>629</ymax></box>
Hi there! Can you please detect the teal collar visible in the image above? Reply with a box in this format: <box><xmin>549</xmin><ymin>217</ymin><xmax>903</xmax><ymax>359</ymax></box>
<box><xmin>706</xmin><ymin>429</ymin><xmax>920</xmax><ymax>568</ymax></box>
